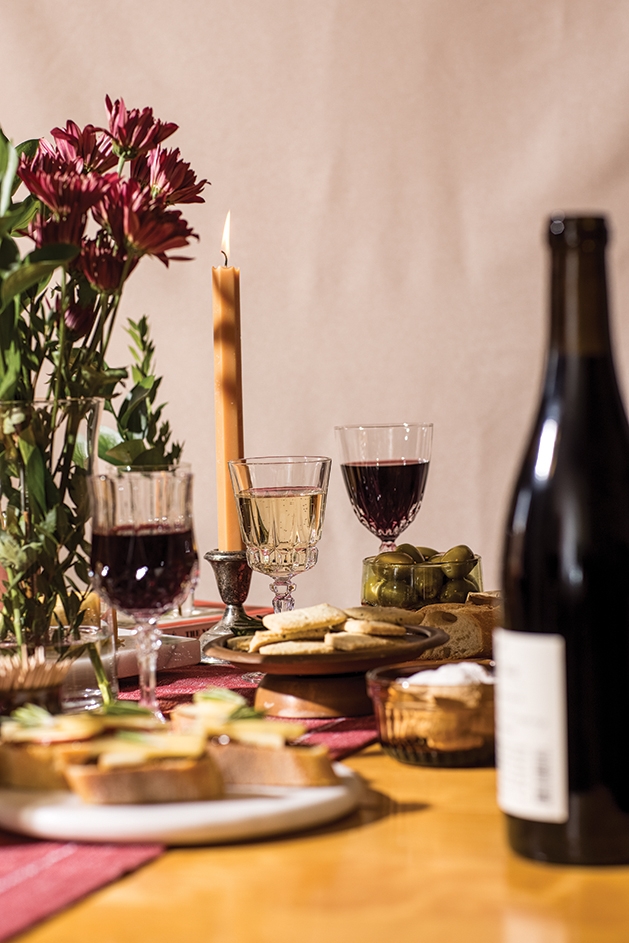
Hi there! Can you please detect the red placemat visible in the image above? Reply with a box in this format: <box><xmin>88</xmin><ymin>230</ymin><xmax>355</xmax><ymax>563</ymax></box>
<box><xmin>117</xmin><ymin>662</ymin><xmax>379</xmax><ymax>760</ymax></box>
<box><xmin>0</xmin><ymin>663</ymin><xmax>377</xmax><ymax>941</ymax></box>
<box><xmin>0</xmin><ymin>839</ymin><xmax>161</xmax><ymax>942</ymax></box>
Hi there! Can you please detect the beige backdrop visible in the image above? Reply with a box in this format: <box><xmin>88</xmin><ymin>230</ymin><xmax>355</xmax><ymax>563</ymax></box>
<box><xmin>2</xmin><ymin>0</ymin><xmax>629</xmax><ymax>607</ymax></box>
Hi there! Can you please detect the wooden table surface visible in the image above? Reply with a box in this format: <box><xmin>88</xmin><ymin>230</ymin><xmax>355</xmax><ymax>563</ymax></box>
<box><xmin>17</xmin><ymin>745</ymin><xmax>629</xmax><ymax>943</ymax></box>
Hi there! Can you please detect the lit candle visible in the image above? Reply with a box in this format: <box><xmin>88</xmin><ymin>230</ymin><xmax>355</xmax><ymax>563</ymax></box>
<box><xmin>212</xmin><ymin>211</ymin><xmax>244</xmax><ymax>550</ymax></box>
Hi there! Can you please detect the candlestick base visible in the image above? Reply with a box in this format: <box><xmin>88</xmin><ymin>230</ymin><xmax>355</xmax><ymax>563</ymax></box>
<box><xmin>199</xmin><ymin>549</ymin><xmax>262</xmax><ymax>662</ymax></box>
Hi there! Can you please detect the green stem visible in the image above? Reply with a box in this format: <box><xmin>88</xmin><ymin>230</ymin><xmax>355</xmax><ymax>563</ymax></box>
<box><xmin>87</xmin><ymin>642</ymin><xmax>114</xmax><ymax>707</ymax></box>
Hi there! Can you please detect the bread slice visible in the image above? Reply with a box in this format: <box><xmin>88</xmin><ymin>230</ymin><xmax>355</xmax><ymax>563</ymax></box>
<box><xmin>206</xmin><ymin>740</ymin><xmax>339</xmax><ymax>787</ymax></box>
<box><xmin>415</xmin><ymin>602</ymin><xmax>496</xmax><ymax>660</ymax></box>
<box><xmin>0</xmin><ymin>742</ymin><xmax>72</xmax><ymax>791</ymax></box>
<box><xmin>262</xmin><ymin>603</ymin><xmax>346</xmax><ymax>632</ymax></box>
<box><xmin>65</xmin><ymin>755</ymin><xmax>223</xmax><ymax>804</ymax></box>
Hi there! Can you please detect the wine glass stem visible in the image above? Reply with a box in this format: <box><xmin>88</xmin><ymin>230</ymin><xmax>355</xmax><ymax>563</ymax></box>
<box><xmin>270</xmin><ymin>578</ymin><xmax>296</xmax><ymax>612</ymax></box>
<box><xmin>379</xmin><ymin>539</ymin><xmax>398</xmax><ymax>552</ymax></box>
<box><xmin>136</xmin><ymin>619</ymin><xmax>164</xmax><ymax>720</ymax></box>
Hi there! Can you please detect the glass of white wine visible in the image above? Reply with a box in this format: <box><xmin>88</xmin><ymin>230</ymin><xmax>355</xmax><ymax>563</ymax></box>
<box><xmin>228</xmin><ymin>456</ymin><xmax>332</xmax><ymax>612</ymax></box>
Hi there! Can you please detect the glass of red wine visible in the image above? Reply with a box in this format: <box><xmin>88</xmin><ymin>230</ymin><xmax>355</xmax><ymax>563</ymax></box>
<box><xmin>335</xmin><ymin>423</ymin><xmax>433</xmax><ymax>552</ymax></box>
<box><xmin>89</xmin><ymin>465</ymin><xmax>198</xmax><ymax>719</ymax></box>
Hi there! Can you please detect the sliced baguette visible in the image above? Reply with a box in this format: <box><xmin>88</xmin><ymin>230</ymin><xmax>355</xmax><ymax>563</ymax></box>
<box><xmin>65</xmin><ymin>755</ymin><xmax>223</xmax><ymax>804</ymax></box>
<box><xmin>415</xmin><ymin>602</ymin><xmax>496</xmax><ymax>660</ymax></box>
<box><xmin>0</xmin><ymin>742</ymin><xmax>72</xmax><ymax>791</ymax></box>
<box><xmin>206</xmin><ymin>739</ymin><xmax>339</xmax><ymax>787</ymax></box>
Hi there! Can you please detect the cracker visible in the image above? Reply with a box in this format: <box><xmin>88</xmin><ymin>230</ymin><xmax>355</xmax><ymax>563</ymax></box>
<box><xmin>325</xmin><ymin>632</ymin><xmax>399</xmax><ymax>652</ymax></box>
<box><xmin>343</xmin><ymin>619</ymin><xmax>407</xmax><ymax>637</ymax></box>
<box><xmin>226</xmin><ymin>635</ymin><xmax>255</xmax><ymax>651</ymax></box>
<box><xmin>258</xmin><ymin>640</ymin><xmax>334</xmax><ymax>655</ymax></box>
<box><xmin>342</xmin><ymin>606</ymin><xmax>425</xmax><ymax>626</ymax></box>
<box><xmin>262</xmin><ymin>603</ymin><xmax>346</xmax><ymax>632</ymax></box>
<box><xmin>248</xmin><ymin>627</ymin><xmax>329</xmax><ymax>653</ymax></box>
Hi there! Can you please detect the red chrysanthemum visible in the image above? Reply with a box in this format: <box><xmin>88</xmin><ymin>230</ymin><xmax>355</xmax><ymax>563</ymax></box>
<box><xmin>60</xmin><ymin>296</ymin><xmax>98</xmax><ymax>338</ymax></box>
<box><xmin>19</xmin><ymin>153</ymin><xmax>112</xmax><ymax>219</ymax></box>
<box><xmin>131</xmin><ymin>147</ymin><xmax>208</xmax><ymax>205</ymax></box>
<box><xmin>28</xmin><ymin>212</ymin><xmax>86</xmax><ymax>249</ymax></box>
<box><xmin>104</xmin><ymin>95</ymin><xmax>177</xmax><ymax>161</ymax></box>
<box><xmin>94</xmin><ymin>178</ymin><xmax>197</xmax><ymax>264</ymax></box>
<box><xmin>50</xmin><ymin>120</ymin><xmax>117</xmax><ymax>174</ymax></box>
<box><xmin>78</xmin><ymin>236</ymin><xmax>136</xmax><ymax>292</ymax></box>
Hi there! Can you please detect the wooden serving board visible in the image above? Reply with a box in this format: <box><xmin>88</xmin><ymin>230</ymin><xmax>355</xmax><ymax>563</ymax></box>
<box><xmin>204</xmin><ymin>625</ymin><xmax>449</xmax><ymax>677</ymax></box>
<box><xmin>205</xmin><ymin>626</ymin><xmax>450</xmax><ymax>718</ymax></box>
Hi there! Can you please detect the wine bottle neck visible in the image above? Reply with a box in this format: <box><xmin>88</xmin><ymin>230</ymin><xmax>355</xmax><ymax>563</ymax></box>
<box><xmin>549</xmin><ymin>229</ymin><xmax>611</xmax><ymax>357</ymax></box>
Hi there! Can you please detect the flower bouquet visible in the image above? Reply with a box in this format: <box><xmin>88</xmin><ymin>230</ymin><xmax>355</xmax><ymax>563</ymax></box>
<box><xmin>0</xmin><ymin>96</ymin><xmax>207</xmax><ymax>709</ymax></box>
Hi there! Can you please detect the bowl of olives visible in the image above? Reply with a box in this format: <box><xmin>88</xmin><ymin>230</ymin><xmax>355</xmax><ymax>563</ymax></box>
<box><xmin>361</xmin><ymin>544</ymin><xmax>482</xmax><ymax>610</ymax></box>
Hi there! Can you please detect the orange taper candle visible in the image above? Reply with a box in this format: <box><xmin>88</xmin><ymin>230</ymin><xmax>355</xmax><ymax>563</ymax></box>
<box><xmin>212</xmin><ymin>211</ymin><xmax>244</xmax><ymax>550</ymax></box>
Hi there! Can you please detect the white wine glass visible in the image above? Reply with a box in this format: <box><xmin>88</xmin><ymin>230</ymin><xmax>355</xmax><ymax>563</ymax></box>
<box><xmin>228</xmin><ymin>456</ymin><xmax>331</xmax><ymax>612</ymax></box>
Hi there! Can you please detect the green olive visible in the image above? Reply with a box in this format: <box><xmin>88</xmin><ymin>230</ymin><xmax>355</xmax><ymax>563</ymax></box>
<box><xmin>413</xmin><ymin>563</ymin><xmax>444</xmax><ymax>601</ymax></box>
<box><xmin>396</xmin><ymin>543</ymin><xmax>424</xmax><ymax>563</ymax></box>
<box><xmin>378</xmin><ymin>580</ymin><xmax>417</xmax><ymax>608</ymax></box>
<box><xmin>416</xmin><ymin>546</ymin><xmax>439</xmax><ymax>560</ymax></box>
<box><xmin>373</xmin><ymin>551</ymin><xmax>415</xmax><ymax>583</ymax></box>
<box><xmin>439</xmin><ymin>578</ymin><xmax>477</xmax><ymax>603</ymax></box>
<box><xmin>362</xmin><ymin>576</ymin><xmax>385</xmax><ymax>606</ymax></box>
<box><xmin>440</xmin><ymin>544</ymin><xmax>476</xmax><ymax>580</ymax></box>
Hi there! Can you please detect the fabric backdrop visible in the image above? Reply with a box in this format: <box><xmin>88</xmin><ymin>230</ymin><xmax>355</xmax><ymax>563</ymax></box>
<box><xmin>2</xmin><ymin>0</ymin><xmax>629</xmax><ymax>607</ymax></box>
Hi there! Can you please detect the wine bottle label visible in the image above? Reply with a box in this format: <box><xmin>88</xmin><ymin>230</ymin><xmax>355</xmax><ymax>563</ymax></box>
<box><xmin>494</xmin><ymin>628</ymin><xmax>569</xmax><ymax>823</ymax></box>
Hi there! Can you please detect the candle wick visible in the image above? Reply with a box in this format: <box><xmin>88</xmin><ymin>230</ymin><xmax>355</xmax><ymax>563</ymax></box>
<box><xmin>221</xmin><ymin>250</ymin><xmax>229</xmax><ymax>266</ymax></box>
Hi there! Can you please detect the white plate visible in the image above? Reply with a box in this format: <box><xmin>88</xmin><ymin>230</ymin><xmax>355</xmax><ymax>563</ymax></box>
<box><xmin>0</xmin><ymin>764</ymin><xmax>362</xmax><ymax>845</ymax></box>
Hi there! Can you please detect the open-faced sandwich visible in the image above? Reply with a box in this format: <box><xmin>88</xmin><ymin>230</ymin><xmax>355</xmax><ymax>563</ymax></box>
<box><xmin>171</xmin><ymin>687</ymin><xmax>340</xmax><ymax>787</ymax></box>
<box><xmin>0</xmin><ymin>690</ymin><xmax>340</xmax><ymax>803</ymax></box>
<box><xmin>0</xmin><ymin>702</ymin><xmax>223</xmax><ymax>804</ymax></box>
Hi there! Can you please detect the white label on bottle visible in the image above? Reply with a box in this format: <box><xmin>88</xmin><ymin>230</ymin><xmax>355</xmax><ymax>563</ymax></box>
<box><xmin>494</xmin><ymin>628</ymin><xmax>568</xmax><ymax>823</ymax></box>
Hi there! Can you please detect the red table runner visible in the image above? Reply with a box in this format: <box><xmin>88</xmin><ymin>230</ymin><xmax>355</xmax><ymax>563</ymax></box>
<box><xmin>0</xmin><ymin>662</ymin><xmax>378</xmax><ymax>941</ymax></box>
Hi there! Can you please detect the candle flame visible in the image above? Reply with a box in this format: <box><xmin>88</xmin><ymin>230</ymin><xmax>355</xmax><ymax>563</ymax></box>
<box><xmin>221</xmin><ymin>211</ymin><xmax>231</xmax><ymax>265</ymax></box>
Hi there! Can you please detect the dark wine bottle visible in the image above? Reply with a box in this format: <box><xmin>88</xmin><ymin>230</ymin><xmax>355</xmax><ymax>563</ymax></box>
<box><xmin>497</xmin><ymin>215</ymin><xmax>629</xmax><ymax>864</ymax></box>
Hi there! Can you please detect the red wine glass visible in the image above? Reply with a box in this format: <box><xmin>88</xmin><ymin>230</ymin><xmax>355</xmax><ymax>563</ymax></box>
<box><xmin>335</xmin><ymin>423</ymin><xmax>433</xmax><ymax>552</ymax></box>
<box><xmin>89</xmin><ymin>466</ymin><xmax>198</xmax><ymax>719</ymax></box>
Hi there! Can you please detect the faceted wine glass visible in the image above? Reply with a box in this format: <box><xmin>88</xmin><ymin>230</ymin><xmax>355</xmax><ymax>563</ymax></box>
<box><xmin>228</xmin><ymin>456</ymin><xmax>332</xmax><ymax>612</ymax></box>
<box><xmin>335</xmin><ymin>423</ymin><xmax>433</xmax><ymax>552</ymax></box>
<box><xmin>89</xmin><ymin>466</ymin><xmax>199</xmax><ymax>720</ymax></box>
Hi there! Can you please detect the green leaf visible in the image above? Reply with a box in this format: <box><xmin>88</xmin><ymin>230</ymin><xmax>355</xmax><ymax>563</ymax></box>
<box><xmin>0</xmin><ymin>195</ymin><xmax>39</xmax><ymax>236</ymax></box>
<box><xmin>104</xmin><ymin>439</ymin><xmax>148</xmax><ymax>465</ymax></box>
<box><xmin>0</xmin><ymin>137</ymin><xmax>18</xmax><ymax>216</ymax></box>
<box><xmin>98</xmin><ymin>426</ymin><xmax>123</xmax><ymax>460</ymax></box>
<box><xmin>0</xmin><ymin>244</ymin><xmax>79</xmax><ymax>307</ymax></box>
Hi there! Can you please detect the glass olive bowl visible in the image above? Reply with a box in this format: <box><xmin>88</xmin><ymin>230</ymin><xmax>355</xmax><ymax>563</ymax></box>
<box><xmin>361</xmin><ymin>553</ymin><xmax>482</xmax><ymax>609</ymax></box>
<box><xmin>366</xmin><ymin>661</ymin><xmax>495</xmax><ymax>768</ymax></box>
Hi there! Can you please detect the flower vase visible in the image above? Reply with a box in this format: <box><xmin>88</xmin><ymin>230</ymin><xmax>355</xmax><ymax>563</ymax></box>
<box><xmin>0</xmin><ymin>397</ymin><xmax>113</xmax><ymax>713</ymax></box>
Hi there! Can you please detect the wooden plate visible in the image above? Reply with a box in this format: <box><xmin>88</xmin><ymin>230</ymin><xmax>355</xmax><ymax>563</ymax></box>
<box><xmin>204</xmin><ymin>625</ymin><xmax>450</xmax><ymax>677</ymax></box>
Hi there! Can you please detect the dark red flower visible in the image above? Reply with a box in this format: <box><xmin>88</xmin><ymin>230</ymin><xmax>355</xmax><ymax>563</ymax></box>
<box><xmin>28</xmin><ymin>212</ymin><xmax>86</xmax><ymax>249</ymax></box>
<box><xmin>78</xmin><ymin>236</ymin><xmax>136</xmax><ymax>292</ymax></box>
<box><xmin>104</xmin><ymin>95</ymin><xmax>177</xmax><ymax>161</ymax></box>
<box><xmin>19</xmin><ymin>156</ymin><xmax>112</xmax><ymax>219</ymax></box>
<box><xmin>50</xmin><ymin>120</ymin><xmax>117</xmax><ymax>174</ymax></box>
<box><xmin>131</xmin><ymin>147</ymin><xmax>208</xmax><ymax>205</ymax></box>
<box><xmin>94</xmin><ymin>178</ymin><xmax>197</xmax><ymax>264</ymax></box>
<box><xmin>61</xmin><ymin>296</ymin><xmax>98</xmax><ymax>338</ymax></box>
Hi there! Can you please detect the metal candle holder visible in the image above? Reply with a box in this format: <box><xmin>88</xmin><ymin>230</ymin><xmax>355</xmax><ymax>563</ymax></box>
<box><xmin>199</xmin><ymin>549</ymin><xmax>262</xmax><ymax>660</ymax></box>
